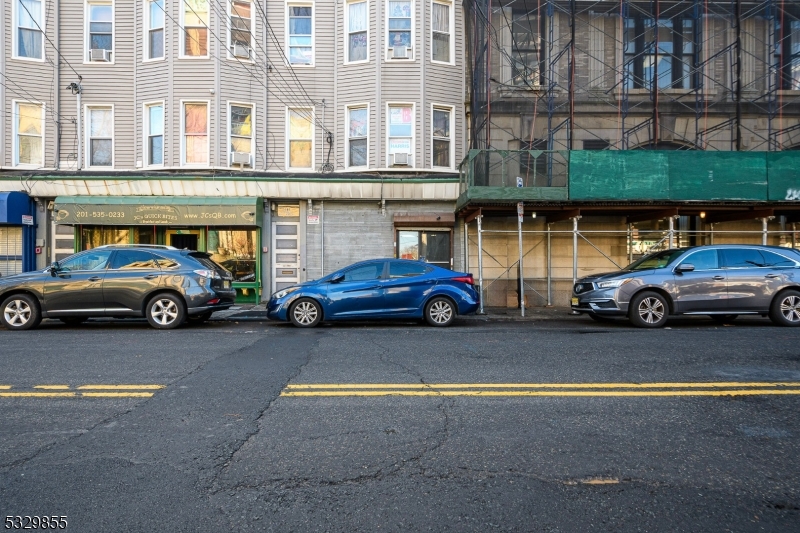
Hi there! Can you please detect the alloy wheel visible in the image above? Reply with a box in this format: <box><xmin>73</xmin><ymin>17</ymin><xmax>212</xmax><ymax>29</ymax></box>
<box><xmin>293</xmin><ymin>301</ymin><xmax>318</xmax><ymax>326</ymax></box>
<box><xmin>428</xmin><ymin>300</ymin><xmax>453</xmax><ymax>325</ymax></box>
<box><xmin>637</xmin><ymin>297</ymin><xmax>665</xmax><ymax>324</ymax></box>
<box><xmin>3</xmin><ymin>299</ymin><xmax>31</xmax><ymax>327</ymax></box>
<box><xmin>779</xmin><ymin>295</ymin><xmax>800</xmax><ymax>323</ymax></box>
<box><xmin>151</xmin><ymin>298</ymin><xmax>179</xmax><ymax>326</ymax></box>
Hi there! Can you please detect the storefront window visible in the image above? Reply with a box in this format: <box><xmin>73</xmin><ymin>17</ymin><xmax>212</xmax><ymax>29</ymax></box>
<box><xmin>208</xmin><ymin>229</ymin><xmax>257</xmax><ymax>282</ymax></box>
<box><xmin>134</xmin><ymin>227</ymin><xmax>155</xmax><ymax>244</ymax></box>
<box><xmin>81</xmin><ymin>227</ymin><xmax>129</xmax><ymax>250</ymax></box>
<box><xmin>397</xmin><ymin>230</ymin><xmax>451</xmax><ymax>268</ymax></box>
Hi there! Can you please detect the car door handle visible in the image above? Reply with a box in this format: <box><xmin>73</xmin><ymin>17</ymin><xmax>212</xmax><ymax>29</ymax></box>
<box><xmin>143</xmin><ymin>274</ymin><xmax>159</xmax><ymax>280</ymax></box>
<box><xmin>765</xmin><ymin>274</ymin><xmax>780</xmax><ymax>279</ymax></box>
<box><xmin>88</xmin><ymin>276</ymin><xmax>102</xmax><ymax>282</ymax></box>
<box><xmin>712</xmin><ymin>275</ymin><xmax>725</xmax><ymax>280</ymax></box>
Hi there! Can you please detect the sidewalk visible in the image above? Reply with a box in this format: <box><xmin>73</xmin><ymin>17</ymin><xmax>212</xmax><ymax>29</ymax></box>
<box><xmin>213</xmin><ymin>304</ymin><xmax>577</xmax><ymax>322</ymax></box>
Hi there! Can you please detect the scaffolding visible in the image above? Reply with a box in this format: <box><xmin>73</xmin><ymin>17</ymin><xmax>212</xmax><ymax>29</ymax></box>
<box><xmin>464</xmin><ymin>0</ymin><xmax>800</xmax><ymax>159</ymax></box>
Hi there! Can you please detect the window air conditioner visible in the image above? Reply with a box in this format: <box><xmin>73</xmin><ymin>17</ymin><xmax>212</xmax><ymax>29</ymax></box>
<box><xmin>233</xmin><ymin>44</ymin><xmax>250</xmax><ymax>59</ymax></box>
<box><xmin>231</xmin><ymin>152</ymin><xmax>251</xmax><ymax>165</ymax></box>
<box><xmin>392</xmin><ymin>46</ymin><xmax>408</xmax><ymax>59</ymax></box>
<box><xmin>391</xmin><ymin>152</ymin><xmax>410</xmax><ymax>166</ymax></box>
<box><xmin>90</xmin><ymin>48</ymin><xmax>111</xmax><ymax>62</ymax></box>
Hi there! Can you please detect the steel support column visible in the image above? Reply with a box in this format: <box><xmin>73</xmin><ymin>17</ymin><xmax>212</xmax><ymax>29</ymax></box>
<box><xmin>518</xmin><ymin>208</ymin><xmax>525</xmax><ymax>317</ymax></box>
<box><xmin>762</xmin><ymin>217</ymin><xmax>769</xmax><ymax>245</ymax></box>
<box><xmin>572</xmin><ymin>216</ymin><xmax>580</xmax><ymax>284</ymax></box>
<box><xmin>668</xmin><ymin>216</ymin><xmax>675</xmax><ymax>249</ymax></box>
<box><xmin>477</xmin><ymin>214</ymin><xmax>484</xmax><ymax>314</ymax></box>
<box><xmin>547</xmin><ymin>223</ymin><xmax>552</xmax><ymax>306</ymax></box>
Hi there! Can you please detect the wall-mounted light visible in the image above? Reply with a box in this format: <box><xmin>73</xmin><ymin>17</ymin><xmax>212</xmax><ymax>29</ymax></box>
<box><xmin>531</xmin><ymin>212</ymin><xmax>537</xmax><ymax>219</ymax></box>
<box><xmin>699</xmin><ymin>211</ymin><xmax>706</xmax><ymax>219</ymax></box>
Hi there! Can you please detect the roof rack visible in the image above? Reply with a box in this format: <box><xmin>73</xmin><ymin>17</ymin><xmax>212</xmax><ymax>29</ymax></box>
<box><xmin>95</xmin><ymin>244</ymin><xmax>178</xmax><ymax>250</ymax></box>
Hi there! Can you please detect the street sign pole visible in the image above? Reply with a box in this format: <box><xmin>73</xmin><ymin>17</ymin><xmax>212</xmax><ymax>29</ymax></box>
<box><xmin>517</xmin><ymin>201</ymin><xmax>525</xmax><ymax>317</ymax></box>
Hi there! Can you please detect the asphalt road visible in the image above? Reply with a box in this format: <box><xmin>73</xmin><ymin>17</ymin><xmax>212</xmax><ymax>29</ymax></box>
<box><xmin>0</xmin><ymin>316</ymin><xmax>799</xmax><ymax>532</ymax></box>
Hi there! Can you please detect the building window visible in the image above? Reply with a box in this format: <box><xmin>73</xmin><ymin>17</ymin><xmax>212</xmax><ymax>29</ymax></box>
<box><xmin>509</xmin><ymin>9</ymin><xmax>544</xmax><ymax>87</ymax></box>
<box><xmin>14</xmin><ymin>102</ymin><xmax>44</xmax><ymax>167</ymax></box>
<box><xmin>388</xmin><ymin>0</ymin><xmax>412</xmax><ymax>57</ymax></box>
<box><xmin>87</xmin><ymin>2</ymin><xmax>113</xmax><ymax>61</ymax></box>
<box><xmin>431</xmin><ymin>1</ymin><xmax>451</xmax><ymax>63</ymax></box>
<box><xmin>432</xmin><ymin>107</ymin><xmax>451</xmax><ymax>168</ymax></box>
<box><xmin>183</xmin><ymin>102</ymin><xmax>208</xmax><ymax>165</ymax></box>
<box><xmin>776</xmin><ymin>19</ymin><xmax>800</xmax><ymax>90</ymax></box>
<box><xmin>288</xmin><ymin>108</ymin><xmax>313</xmax><ymax>169</ymax></box>
<box><xmin>183</xmin><ymin>0</ymin><xmax>209</xmax><ymax>57</ymax></box>
<box><xmin>146</xmin><ymin>0</ymin><xmax>164</xmax><ymax>60</ymax></box>
<box><xmin>16</xmin><ymin>0</ymin><xmax>44</xmax><ymax>60</ymax></box>
<box><xmin>347</xmin><ymin>1</ymin><xmax>368</xmax><ymax>62</ymax></box>
<box><xmin>229</xmin><ymin>0</ymin><xmax>252</xmax><ymax>59</ymax></box>
<box><xmin>624</xmin><ymin>16</ymin><xmax>696</xmax><ymax>90</ymax></box>
<box><xmin>88</xmin><ymin>107</ymin><xmax>113</xmax><ymax>167</ymax></box>
<box><xmin>230</xmin><ymin>104</ymin><xmax>253</xmax><ymax>167</ymax></box>
<box><xmin>288</xmin><ymin>4</ymin><xmax>312</xmax><ymax>65</ymax></box>
<box><xmin>145</xmin><ymin>103</ymin><xmax>163</xmax><ymax>166</ymax></box>
<box><xmin>388</xmin><ymin>104</ymin><xmax>413</xmax><ymax>166</ymax></box>
<box><xmin>347</xmin><ymin>106</ymin><xmax>368</xmax><ymax>167</ymax></box>
<box><xmin>397</xmin><ymin>230</ymin><xmax>451</xmax><ymax>269</ymax></box>
<box><xmin>583</xmin><ymin>139</ymin><xmax>610</xmax><ymax>150</ymax></box>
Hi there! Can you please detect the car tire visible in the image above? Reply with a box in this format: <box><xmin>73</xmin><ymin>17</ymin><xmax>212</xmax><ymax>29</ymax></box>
<box><xmin>628</xmin><ymin>291</ymin><xmax>668</xmax><ymax>328</ymax></box>
<box><xmin>60</xmin><ymin>317</ymin><xmax>89</xmax><ymax>326</ymax></box>
<box><xmin>1</xmin><ymin>294</ymin><xmax>42</xmax><ymax>331</ymax></box>
<box><xmin>425</xmin><ymin>296</ymin><xmax>456</xmax><ymax>327</ymax></box>
<box><xmin>290</xmin><ymin>298</ymin><xmax>322</xmax><ymax>328</ymax></box>
<box><xmin>769</xmin><ymin>290</ymin><xmax>800</xmax><ymax>327</ymax></box>
<box><xmin>187</xmin><ymin>311</ymin><xmax>213</xmax><ymax>325</ymax></box>
<box><xmin>709</xmin><ymin>314</ymin><xmax>738</xmax><ymax>324</ymax></box>
<box><xmin>146</xmin><ymin>293</ymin><xmax>186</xmax><ymax>330</ymax></box>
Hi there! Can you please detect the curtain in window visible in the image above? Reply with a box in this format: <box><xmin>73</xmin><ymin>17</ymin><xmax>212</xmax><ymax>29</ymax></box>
<box><xmin>89</xmin><ymin>108</ymin><xmax>112</xmax><ymax>166</ymax></box>
<box><xmin>432</xmin><ymin>2</ymin><xmax>449</xmax><ymax>61</ymax></box>
<box><xmin>388</xmin><ymin>1</ymin><xmax>411</xmax><ymax>48</ymax></box>
<box><xmin>348</xmin><ymin>108</ymin><xmax>367</xmax><ymax>167</ymax></box>
<box><xmin>348</xmin><ymin>1</ymin><xmax>367</xmax><ymax>61</ymax></box>
<box><xmin>185</xmin><ymin>104</ymin><xmax>208</xmax><ymax>164</ymax></box>
<box><xmin>185</xmin><ymin>0</ymin><xmax>209</xmax><ymax>56</ymax></box>
<box><xmin>17</xmin><ymin>103</ymin><xmax>43</xmax><ymax>165</ymax></box>
<box><xmin>289</xmin><ymin>110</ymin><xmax>312</xmax><ymax>168</ymax></box>
<box><xmin>18</xmin><ymin>0</ymin><xmax>43</xmax><ymax>59</ymax></box>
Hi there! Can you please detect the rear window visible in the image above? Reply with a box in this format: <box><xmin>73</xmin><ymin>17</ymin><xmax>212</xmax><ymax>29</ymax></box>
<box><xmin>720</xmin><ymin>248</ymin><xmax>796</xmax><ymax>268</ymax></box>
<box><xmin>389</xmin><ymin>262</ymin><xmax>430</xmax><ymax>278</ymax></box>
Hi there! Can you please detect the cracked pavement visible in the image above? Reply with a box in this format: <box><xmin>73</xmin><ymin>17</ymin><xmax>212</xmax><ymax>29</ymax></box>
<box><xmin>0</xmin><ymin>318</ymin><xmax>799</xmax><ymax>531</ymax></box>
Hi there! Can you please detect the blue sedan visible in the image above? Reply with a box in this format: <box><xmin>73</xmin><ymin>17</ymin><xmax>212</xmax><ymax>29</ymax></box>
<box><xmin>267</xmin><ymin>259</ymin><xmax>480</xmax><ymax>327</ymax></box>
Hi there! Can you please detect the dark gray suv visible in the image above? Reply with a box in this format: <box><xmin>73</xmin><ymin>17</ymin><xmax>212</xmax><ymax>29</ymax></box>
<box><xmin>571</xmin><ymin>244</ymin><xmax>800</xmax><ymax>328</ymax></box>
<box><xmin>0</xmin><ymin>245</ymin><xmax>235</xmax><ymax>330</ymax></box>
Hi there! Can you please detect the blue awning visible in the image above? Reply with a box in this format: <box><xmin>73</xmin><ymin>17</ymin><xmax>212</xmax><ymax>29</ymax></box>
<box><xmin>0</xmin><ymin>192</ymin><xmax>32</xmax><ymax>225</ymax></box>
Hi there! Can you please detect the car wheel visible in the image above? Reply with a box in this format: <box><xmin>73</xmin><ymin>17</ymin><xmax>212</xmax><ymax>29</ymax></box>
<box><xmin>628</xmin><ymin>291</ymin><xmax>668</xmax><ymax>328</ymax></box>
<box><xmin>146</xmin><ymin>293</ymin><xmax>186</xmax><ymax>330</ymax></box>
<box><xmin>769</xmin><ymin>290</ymin><xmax>800</xmax><ymax>327</ymax></box>
<box><xmin>425</xmin><ymin>297</ymin><xmax>456</xmax><ymax>327</ymax></box>
<box><xmin>290</xmin><ymin>298</ymin><xmax>322</xmax><ymax>327</ymax></box>
<box><xmin>1</xmin><ymin>294</ymin><xmax>42</xmax><ymax>331</ymax></box>
<box><xmin>60</xmin><ymin>317</ymin><xmax>89</xmax><ymax>326</ymax></box>
<box><xmin>187</xmin><ymin>311</ymin><xmax>213</xmax><ymax>325</ymax></box>
<box><xmin>709</xmin><ymin>314</ymin><xmax>738</xmax><ymax>324</ymax></box>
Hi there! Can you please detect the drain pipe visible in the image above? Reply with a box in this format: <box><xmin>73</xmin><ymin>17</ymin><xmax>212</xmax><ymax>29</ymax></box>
<box><xmin>320</xmin><ymin>200</ymin><xmax>324</xmax><ymax>275</ymax></box>
<box><xmin>572</xmin><ymin>216</ymin><xmax>580</xmax><ymax>285</ymax></box>
<box><xmin>518</xmin><ymin>203</ymin><xmax>524</xmax><ymax>317</ymax></box>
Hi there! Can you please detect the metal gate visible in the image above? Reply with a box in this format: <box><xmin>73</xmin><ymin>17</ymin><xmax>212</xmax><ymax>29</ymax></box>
<box><xmin>0</xmin><ymin>226</ymin><xmax>23</xmax><ymax>276</ymax></box>
<box><xmin>272</xmin><ymin>222</ymin><xmax>300</xmax><ymax>293</ymax></box>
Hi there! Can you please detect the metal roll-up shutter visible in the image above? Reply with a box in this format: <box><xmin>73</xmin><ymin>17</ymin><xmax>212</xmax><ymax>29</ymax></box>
<box><xmin>0</xmin><ymin>226</ymin><xmax>24</xmax><ymax>276</ymax></box>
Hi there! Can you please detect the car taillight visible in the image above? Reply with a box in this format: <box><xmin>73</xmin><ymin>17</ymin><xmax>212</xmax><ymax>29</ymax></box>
<box><xmin>452</xmin><ymin>275</ymin><xmax>474</xmax><ymax>285</ymax></box>
<box><xmin>194</xmin><ymin>269</ymin><xmax>220</xmax><ymax>279</ymax></box>
<box><xmin>207</xmin><ymin>298</ymin><xmax>220</xmax><ymax>305</ymax></box>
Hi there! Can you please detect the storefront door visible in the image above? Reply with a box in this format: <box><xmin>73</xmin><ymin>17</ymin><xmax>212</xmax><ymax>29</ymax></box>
<box><xmin>166</xmin><ymin>229</ymin><xmax>202</xmax><ymax>250</ymax></box>
<box><xmin>272</xmin><ymin>222</ymin><xmax>300</xmax><ymax>292</ymax></box>
<box><xmin>397</xmin><ymin>230</ymin><xmax>452</xmax><ymax>269</ymax></box>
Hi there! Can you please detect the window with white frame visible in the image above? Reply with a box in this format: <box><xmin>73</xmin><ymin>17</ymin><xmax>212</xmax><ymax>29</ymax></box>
<box><xmin>431</xmin><ymin>0</ymin><xmax>451</xmax><ymax>63</ymax></box>
<box><xmin>388</xmin><ymin>104</ymin><xmax>413</xmax><ymax>165</ymax></box>
<box><xmin>229</xmin><ymin>0</ymin><xmax>252</xmax><ymax>59</ymax></box>
<box><xmin>183</xmin><ymin>102</ymin><xmax>208</xmax><ymax>165</ymax></box>
<box><xmin>16</xmin><ymin>0</ymin><xmax>44</xmax><ymax>60</ymax></box>
<box><xmin>15</xmin><ymin>102</ymin><xmax>44</xmax><ymax>166</ymax></box>
<box><xmin>183</xmin><ymin>0</ymin><xmax>209</xmax><ymax>57</ymax></box>
<box><xmin>230</xmin><ymin>104</ymin><xmax>253</xmax><ymax>167</ymax></box>
<box><xmin>432</xmin><ymin>106</ymin><xmax>452</xmax><ymax>168</ymax></box>
<box><xmin>347</xmin><ymin>0</ymin><xmax>368</xmax><ymax>62</ymax></box>
<box><xmin>347</xmin><ymin>106</ymin><xmax>368</xmax><ymax>167</ymax></box>
<box><xmin>146</xmin><ymin>0</ymin><xmax>164</xmax><ymax>60</ymax></box>
<box><xmin>387</xmin><ymin>0</ymin><xmax>412</xmax><ymax>58</ymax></box>
<box><xmin>288</xmin><ymin>5</ymin><xmax>312</xmax><ymax>65</ymax></box>
<box><xmin>87</xmin><ymin>1</ymin><xmax>113</xmax><ymax>61</ymax></box>
<box><xmin>88</xmin><ymin>107</ymin><xmax>113</xmax><ymax>167</ymax></box>
<box><xmin>288</xmin><ymin>108</ymin><xmax>313</xmax><ymax>169</ymax></box>
<box><xmin>145</xmin><ymin>103</ymin><xmax>163</xmax><ymax>166</ymax></box>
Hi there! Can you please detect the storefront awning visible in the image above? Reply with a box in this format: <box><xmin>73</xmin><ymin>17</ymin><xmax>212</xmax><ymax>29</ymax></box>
<box><xmin>0</xmin><ymin>192</ymin><xmax>33</xmax><ymax>225</ymax></box>
<box><xmin>53</xmin><ymin>196</ymin><xmax>262</xmax><ymax>226</ymax></box>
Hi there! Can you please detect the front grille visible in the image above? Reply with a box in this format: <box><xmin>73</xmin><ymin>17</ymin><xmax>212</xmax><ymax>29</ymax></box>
<box><xmin>573</xmin><ymin>282</ymin><xmax>594</xmax><ymax>294</ymax></box>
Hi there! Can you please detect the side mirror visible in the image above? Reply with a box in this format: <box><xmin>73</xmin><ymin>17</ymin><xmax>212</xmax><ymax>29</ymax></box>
<box><xmin>49</xmin><ymin>261</ymin><xmax>60</xmax><ymax>276</ymax></box>
<box><xmin>675</xmin><ymin>263</ymin><xmax>695</xmax><ymax>273</ymax></box>
<box><xmin>330</xmin><ymin>274</ymin><xmax>345</xmax><ymax>283</ymax></box>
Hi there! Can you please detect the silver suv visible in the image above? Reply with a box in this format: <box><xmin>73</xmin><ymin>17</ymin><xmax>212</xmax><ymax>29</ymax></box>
<box><xmin>571</xmin><ymin>244</ymin><xmax>800</xmax><ymax>328</ymax></box>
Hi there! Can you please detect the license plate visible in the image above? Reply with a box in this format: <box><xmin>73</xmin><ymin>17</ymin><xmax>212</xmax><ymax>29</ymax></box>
<box><xmin>571</xmin><ymin>297</ymin><xmax>579</xmax><ymax>306</ymax></box>
<box><xmin>223</xmin><ymin>281</ymin><xmax>231</xmax><ymax>289</ymax></box>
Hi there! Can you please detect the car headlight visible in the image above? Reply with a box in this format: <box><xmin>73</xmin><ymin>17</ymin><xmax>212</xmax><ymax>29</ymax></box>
<box><xmin>272</xmin><ymin>287</ymin><xmax>300</xmax><ymax>299</ymax></box>
<box><xmin>596</xmin><ymin>279</ymin><xmax>632</xmax><ymax>289</ymax></box>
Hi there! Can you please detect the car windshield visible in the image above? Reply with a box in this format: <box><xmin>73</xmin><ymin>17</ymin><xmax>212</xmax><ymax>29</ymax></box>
<box><xmin>624</xmin><ymin>249</ymin><xmax>686</xmax><ymax>271</ymax></box>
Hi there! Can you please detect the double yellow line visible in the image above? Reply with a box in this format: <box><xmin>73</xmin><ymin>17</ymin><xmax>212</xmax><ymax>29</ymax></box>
<box><xmin>281</xmin><ymin>382</ymin><xmax>800</xmax><ymax>397</ymax></box>
<box><xmin>0</xmin><ymin>385</ymin><xmax>164</xmax><ymax>398</ymax></box>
